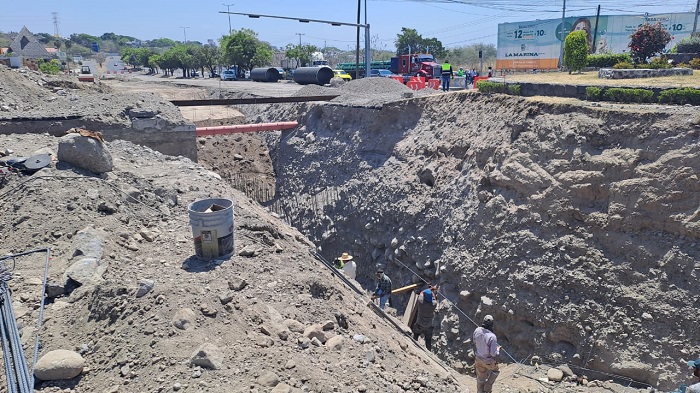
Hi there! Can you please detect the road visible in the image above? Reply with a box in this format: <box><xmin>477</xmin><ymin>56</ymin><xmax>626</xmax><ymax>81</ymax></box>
<box><xmin>104</xmin><ymin>72</ymin><xmax>309</xmax><ymax>124</ymax></box>
<box><xmin>126</xmin><ymin>73</ymin><xmax>305</xmax><ymax>98</ymax></box>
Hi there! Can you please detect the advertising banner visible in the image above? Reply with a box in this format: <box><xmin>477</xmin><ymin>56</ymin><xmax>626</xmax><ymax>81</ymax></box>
<box><xmin>496</xmin><ymin>12</ymin><xmax>696</xmax><ymax>70</ymax></box>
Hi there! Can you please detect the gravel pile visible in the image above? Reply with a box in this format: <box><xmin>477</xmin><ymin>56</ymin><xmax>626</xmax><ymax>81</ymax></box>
<box><xmin>0</xmin><ymin>66</ymin><xmax>184</xmax><ymax>125</ymax></box>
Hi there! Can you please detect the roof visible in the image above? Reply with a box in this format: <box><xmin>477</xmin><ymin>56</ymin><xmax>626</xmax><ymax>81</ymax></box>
<box><xmin>7</xmin><ymin>26</ymin><xmax>53</xmax><ymax>59</ymax></box>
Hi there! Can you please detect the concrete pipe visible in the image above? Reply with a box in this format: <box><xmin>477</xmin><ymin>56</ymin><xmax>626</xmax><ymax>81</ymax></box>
<box><xmin>250</xmin><ymin>67</ymin><xmax>281</xmax><ymax>82</ymax></box>
<box><xmin>293</xmin><ymin>67</ymin><xmax>334</xmax><ymax>85</ymax></box>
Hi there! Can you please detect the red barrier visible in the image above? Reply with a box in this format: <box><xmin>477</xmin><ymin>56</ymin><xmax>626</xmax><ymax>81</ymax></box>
<box><xmin>473</xmin><ymin>76</ymin><xmax>488</xmax><ymax>90</ymax></box>
<box><xmin>426</xmin><ymin>79</ymin><xmax>440</xmax><ymax>90</ymax></box>
<box><xmin>406</xmin><ymin>80</ymin><xmax>425</xmax><ymax>91</ymax></box>
<box><xmin>390</xmin><ymin>75</ymin><xmax>404</xmax><ymax>83</ymax></box>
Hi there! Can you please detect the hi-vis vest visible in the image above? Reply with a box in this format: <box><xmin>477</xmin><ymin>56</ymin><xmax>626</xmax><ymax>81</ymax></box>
<box><xmin>441</xmin><ymin>63</ymin><xmax>451</xmax><ymax>75</ymax></box>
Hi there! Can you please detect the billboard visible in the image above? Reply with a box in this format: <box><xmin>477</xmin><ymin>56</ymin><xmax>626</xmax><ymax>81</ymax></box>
<box><xmin>496</xmin><ymin>12</ymin><xmax>696</xmax><ymax>70</ymax></box>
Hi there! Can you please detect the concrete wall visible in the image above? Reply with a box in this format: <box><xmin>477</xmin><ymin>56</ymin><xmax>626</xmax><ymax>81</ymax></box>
<box><xmin>598</xmin><ymin>67</ymin><xmax>693</xmax><ymax>79</ymax></box>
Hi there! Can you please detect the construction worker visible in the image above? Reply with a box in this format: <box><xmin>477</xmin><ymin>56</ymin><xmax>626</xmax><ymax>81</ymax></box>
<box><xmin>473</xmin><ymin>315</ymin><xmax>501</xmax><ymax>393</ymax></box>
<box><xmin>371</xmin><ymin>270</ymin><xmax>392</xmax><ymax>309</ymax></box>
<box><xmin>337</xmin><ymin>252</ymin><xmax>356</xmax><ymax>280</ymax></box>
<box><xmin>412</xmin><ymin>286</ymin><xmax>438</xmax><ymax>351</ymax></box>
<box><xmin>441</xmin><ymin>60</ymin><xmax>453</xmax><ymax>92</ymax></box>
<box><xmin>688</xmin><ymin>358</ymin><xmax>700</xmax><ymax>393</ymax></box>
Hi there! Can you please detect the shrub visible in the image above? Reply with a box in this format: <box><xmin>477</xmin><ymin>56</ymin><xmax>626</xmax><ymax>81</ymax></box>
<box><xmin>507</xmin><ymin>84</ymin><xmax>521</xmax><ymax>95</ymax></box>
<box><xmin>476</xmin><ymin>80</ymin><xmax>521</xmax><ymax>95</ymax></box>
<box><xmin>673</xmin><ymin>35</ymin><xmax>700</xmax><ymax>54</ymax></box>
<box><xmin>613</xmin><ymin>61</ymin><xmax>634</xmax><ymax>69</ymax></box>
<box><xmin>587</xmin><ymin>53</ymin><xmax>632</xmax><ymax>68</ymax></box>
<box><xmin>585</xmin><ymin>86</ymin><xmax>603</xmax><ymax>100</ymax></box>
<box><xmin>689</xmin><ymin>58</ymin><xmax>700</xmax><ymax>70</ymax></box>
<box><xmin>658</xmin><ymin>88</ymin><xmax>700</xmax><ymax>105</ymax></box>
<box><xmin>38</xmin><ymin>59</ymin><xmax>61</xmax><ymax>75</ymax></box>
<box><xmin>629</xmin><ymin>22</ymin><xmax>672</xmax><ymax>64</ymax></box>
<box><xmin>564</xmin><ymin>30</ymin><xmax>589</xmax><ymax>73</ymax></box>
<box><xmin>603</xmin><ymin>87</ymin><xmax>654</xmax><ymax>103</ymax></box>
<box><xmin>647</xmin><ymin>57</ymin><xmax>672</xmax><ymax>69</ymax></box>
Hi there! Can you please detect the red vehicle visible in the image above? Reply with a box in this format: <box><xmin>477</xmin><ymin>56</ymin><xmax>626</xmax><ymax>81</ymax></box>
<box><xmin>390</xmin><ymin>54</ymin><xmax>441</xmax><ymax>80</ymax></box>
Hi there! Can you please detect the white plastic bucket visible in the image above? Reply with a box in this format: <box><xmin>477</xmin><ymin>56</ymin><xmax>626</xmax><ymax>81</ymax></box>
<box><xmin>188</xmin><ymin>198</ymin><xmax>234</xmax><ymax>259</ymax></box>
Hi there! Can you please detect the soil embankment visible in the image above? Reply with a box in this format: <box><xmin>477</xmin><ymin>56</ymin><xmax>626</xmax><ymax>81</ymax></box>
<box><xmin>239</xmin><ymin>81</ymin><xmax>700</xmax><ymax>391</ymax></box>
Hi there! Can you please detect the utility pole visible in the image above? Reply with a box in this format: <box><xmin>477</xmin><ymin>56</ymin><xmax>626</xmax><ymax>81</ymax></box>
<box><xmin>223</xmin><ymin>4</ymin><xmax>234</xmax><ymax>35</ymax></box>
<box><xmin>592</xmin><ymin>5</ymin><xmax>601</xmax><ymax>54</ymax></box>
<box><xmin>180</xmin><ymin>26</ymin><xmax>190</xmax><ymax>44</ymax></box>
<box><xmin>356</xmin><ymin>0</ymin><xmax>361</xmax><ymax>78</ymax></box>
<box><xmin>558</xmin><ymin>0</ymin><xmax>566</xmax><ymax>70</ymax></box>
<box><xmin>296</xmin><ymin>33</ymin><xmax>305</xmax><ymax>67</ymax></box>
<box><xmin>693</xmin><ymin>0</ymin><xmax>700</xmax><ymax>36</ymax></box>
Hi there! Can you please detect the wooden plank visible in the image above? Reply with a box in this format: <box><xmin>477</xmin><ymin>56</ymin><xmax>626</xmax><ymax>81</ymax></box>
<box><xmin>402</xmin><ymin>291</ymin><xmax>419</xmax><ymax>329</ymax></box>
<box><xmin>392</xmin><ymin>283</ymin><xmax>418</xmax><ymax>294</ymax></box>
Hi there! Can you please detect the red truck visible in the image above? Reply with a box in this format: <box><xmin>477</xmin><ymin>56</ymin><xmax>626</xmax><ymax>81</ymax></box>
<box><xmin>390</xmin><ymin>53</ymin><xmax>441</xmax><ymax>80</ymax></box>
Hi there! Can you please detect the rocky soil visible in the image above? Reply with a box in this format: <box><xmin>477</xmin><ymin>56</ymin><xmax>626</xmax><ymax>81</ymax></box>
<box><xmin>1</xmin><ymin>65</ymin><xmax>698</xmax><ymax>393</ymax></box>
<box><xmin>239</xmin><ymin>81</ymin><xmax>700</xmax><ymax>391</ymax></box>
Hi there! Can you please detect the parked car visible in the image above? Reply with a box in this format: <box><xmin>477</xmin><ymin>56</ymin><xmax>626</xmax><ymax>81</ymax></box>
<box><xmin>369</xmin><ymin>69</ymin><xmax>393</xmax><ymax>78</ymax></box>
<box><xmin>191</xmin><ymin>70</ymin><xmax>200</xmax><ymax>78</ymax></box>
<box><xmin>333</xmin><ymin>69</ymin><xmax>352</xmax><ymax>81</ymax></box>
<box><xmin>220</xmin><ymin>70</ymin><xmax>236</xmax><ymax>81</ymax></box>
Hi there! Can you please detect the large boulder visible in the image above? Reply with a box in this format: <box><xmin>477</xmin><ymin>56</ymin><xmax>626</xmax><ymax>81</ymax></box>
<box><xmin>34</xmin><ymin>349</ymin><xmax>84</xmax><ymax>381</ymax></box>
<box><xmin>189</xmin><ymin>343</ymin><xmax>223</xmax><ymax>370</ymax></box>
<box><xmin>57</xmin><ymin>132</ymin><xmax>113</xmax><ymax>174</ymax></box>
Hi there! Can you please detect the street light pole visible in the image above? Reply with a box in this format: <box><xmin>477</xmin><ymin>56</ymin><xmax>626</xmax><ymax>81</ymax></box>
<box><xmin>693</xmin><ymin>0</ymin><xmax>700</xmax><ymax>35</ymax></box>
<box><xmin>223</xmin><ymin>4</ymin><xmax>234</xmax><ymax>35</ymax></box>
<box><xmin>180</xmin><ymin>26</ymin><xmax>190</xmax><ymax>44</ymax></box>
<box><xmin>220</xmin><ymin>11</ymin><xmax>371</xmax><ymax>79</ymax></box>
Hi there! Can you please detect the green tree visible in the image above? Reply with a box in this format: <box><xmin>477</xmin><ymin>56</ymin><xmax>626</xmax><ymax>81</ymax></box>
<box><xmin>422</xmin><ymin>37</ymin><xmax>446</xmax><ymax>59</ymax></box>
<box><xmin>145</xmin><ymin>38</ymin><xmax>178</xmax><ymax>48</ymax></box>
<box><xmin>121</xmin><ymin>47</ymin><xmax>156</xmax><ymax>70</ymax></box>
<box><xmin>629</xmin><ymin>22</ymin><xmax>671</xmax><ymax>64</ymax></box>
<box><xmin>284</xmin><ymin>44</ymin><xmax>318</xmax><ymax>67</ymax></box>
<box><xmin>192</xmin><ymin>45</ymin><xmax>220</xmax><ymax>76</ymax></box>
<box><xmin>564</xmin><ymin>30</ymin><xmax>589</xmax><ymax>73</ymax></box>
<box><xmin>395</xmin><ymin>28</ymin><xmax>422</xmax><ymax>55</ymax></box>
<box><xmin>221</xmin><ymin>29</ymin><xmax>273</xmax><ymax>76</ymax></box>
<box><xmin>69</xmin><ymin>33</ymin><xmax>101</xmax><ymax>48</ymax></box>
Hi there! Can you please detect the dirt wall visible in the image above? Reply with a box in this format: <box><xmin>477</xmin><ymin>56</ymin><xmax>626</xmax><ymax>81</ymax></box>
<box><xmin>244</xmin><ymin>92</ymin><xmax>700</xmax><ymax>390</ymax></box>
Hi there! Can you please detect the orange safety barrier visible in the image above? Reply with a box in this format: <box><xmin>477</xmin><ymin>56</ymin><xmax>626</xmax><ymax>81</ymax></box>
<box><xmin>406</xmin><ymin>80</ymin><xmax>426</xmax><ymax>91</ymax></box>
<box><xmin>426</xmin><ymin>79</ymin><xmax>440</xmax><ymax>90</ymax></box>
<box><xmin>390</xmin><ymin>75</ymin><xmax>404</xmax><ymax>83</ymax></box>
<box><xmin>472</xmin><ymin>76</ymin><xmax>489</xmax><ymax>90</ymax></box>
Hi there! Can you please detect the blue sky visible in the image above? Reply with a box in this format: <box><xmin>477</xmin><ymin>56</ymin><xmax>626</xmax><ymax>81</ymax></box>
<box><xmin>2</xmin><ymin>1</ymin><xmax>697</xmax><ymax>50</ymax></box>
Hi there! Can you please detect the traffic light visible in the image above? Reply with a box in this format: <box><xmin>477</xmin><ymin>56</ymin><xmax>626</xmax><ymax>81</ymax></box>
<box><xmin>479</xmin><ymin>50</ymin><xmax>483</xmax><ymax>59</ymax></box>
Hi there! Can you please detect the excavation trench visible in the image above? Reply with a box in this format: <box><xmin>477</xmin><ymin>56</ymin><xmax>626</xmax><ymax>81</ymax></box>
<box><xmin>224</xmin><ymin>90</ymin><xmax>700</xmax><ymax>391</ymax></box>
